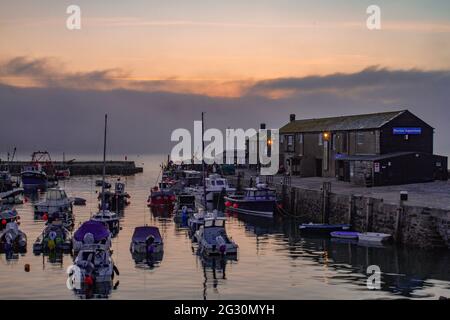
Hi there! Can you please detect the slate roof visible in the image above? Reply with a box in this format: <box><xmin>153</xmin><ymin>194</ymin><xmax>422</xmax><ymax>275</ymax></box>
<box><xmin>280</xmin><ymin>110</ymin><xmax>406</xmax><ymax>134</ymax></box>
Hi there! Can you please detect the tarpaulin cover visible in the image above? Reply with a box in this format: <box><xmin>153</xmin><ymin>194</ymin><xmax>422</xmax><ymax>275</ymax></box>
<box><xmin>132</xmin><ymin>226</ymin><xmax>162</xmax><ymax>243</ymax></box>
<box><xmin>74</xmin><ymin>220</ymin><xmax>109</xmax><ymax>241</ymax></box>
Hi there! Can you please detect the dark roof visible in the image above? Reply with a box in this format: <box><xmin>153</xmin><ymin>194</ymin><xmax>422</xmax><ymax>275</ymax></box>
<box><xmin>280</xmin><ymin>110</ymin><xmax>406</xmax><ymax>133</ymax></box>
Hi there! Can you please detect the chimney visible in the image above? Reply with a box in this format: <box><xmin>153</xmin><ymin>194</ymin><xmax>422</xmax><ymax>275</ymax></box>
<box><xmin>290</xmin><ymin>114</ymin><xmax>296</xmax><ymax>122</ymax></box>
<box><xmin>260</xmin><ymin>123</ymin><xmax>266</xmax><ymax>130</ymax></box>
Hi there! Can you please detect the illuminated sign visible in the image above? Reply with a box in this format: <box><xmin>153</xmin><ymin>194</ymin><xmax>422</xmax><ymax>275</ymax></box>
<box><xmin>393</xmin><ymin>127</ymin><xmax>422</xmax><ymax>135</ymax></box>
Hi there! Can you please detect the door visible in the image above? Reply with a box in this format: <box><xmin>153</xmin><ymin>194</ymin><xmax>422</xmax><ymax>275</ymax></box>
<box><xmin>315</xmin><ymin>159</ymin><xmax>323</xmax><ymax>177</ymax></box>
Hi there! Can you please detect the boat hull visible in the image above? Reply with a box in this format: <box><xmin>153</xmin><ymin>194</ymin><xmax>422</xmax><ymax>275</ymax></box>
<box><xmin>21</xmin><ymin>173</ymin><xmax>47</xmax><ymax>189</ymax></box>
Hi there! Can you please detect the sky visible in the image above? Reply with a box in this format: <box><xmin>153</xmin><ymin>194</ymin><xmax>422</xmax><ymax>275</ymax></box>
<box><xmin>0</xmin><ymin>0</ymin><xmax>450</xmax><ymax>158</ymax></box>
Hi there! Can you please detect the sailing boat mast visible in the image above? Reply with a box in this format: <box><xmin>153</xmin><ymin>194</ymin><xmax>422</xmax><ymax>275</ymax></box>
<box><xmin>202</xmin><ymin>112</ymin><xmax>207</xmax><ymax>208</ymax></box>
<box><xmin>101</xmin><ymin>114</ymin><xmax>108</xmax><ymax>212</ymax></box>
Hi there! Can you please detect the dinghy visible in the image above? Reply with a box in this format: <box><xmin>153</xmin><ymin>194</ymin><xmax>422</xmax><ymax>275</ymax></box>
<box><xmin>330</xmin><ymin>231</ymin><xmax>359</xmax><ymax>239</ymax></box>
<box><xmin>358</xmin><ymin>232</ymin><xmax>392</xmax><ymax>243</ymax></box>
<box><xmin>299</xmin><ymin>223</ymin><xmax>351</xmax><ymax>235</ymax></box>
<box><xmin>33</xmin><ymin>220</ymin><xmax>72</xmax><ymax>254</ymax></box>
<box><xmin>130</xmin><ymin>226</ymin><xmax>163</xmax><ymax>255</ymax></box>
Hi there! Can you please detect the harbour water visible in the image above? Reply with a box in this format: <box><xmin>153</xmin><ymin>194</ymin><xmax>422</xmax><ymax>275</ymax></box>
<box><xmin>0</xmin><ymin>154</ymin><xmax>449</xmax><ymax>300</ymax></box>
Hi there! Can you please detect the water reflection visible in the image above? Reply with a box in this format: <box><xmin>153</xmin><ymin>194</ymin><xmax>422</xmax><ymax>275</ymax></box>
<box><xmin>233</xmin><ymin>212</ymin><xmax>450</xmax><ymax>299</ymax></box>
<box><xmin>200</xmin><ymin>254</ymin><xmax>238</xmax><ymax>300</ymax></box>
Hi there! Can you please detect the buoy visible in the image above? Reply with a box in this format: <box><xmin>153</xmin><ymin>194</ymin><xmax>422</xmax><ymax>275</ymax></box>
<box><xmin>277</xmin><ymin>204</ymin><xmax>283</xmax><ymax>209</ymax></box>
<box><xmin>84</xmin><ymin>275</ymin><xmax>94</xmax><ymax>286</ymax></box>
<box><xmin>1</xmin><ymin>219</ymin><xmax>6</xmax><ymax>225</ymax></box>
<box><xmin>43</xmin><ymin>214</ymin><xmax>48</xmax><ymax>221</ymax></box>
<box><xmin>233</xmin><ymin>203</ymin><xmax>239</xmax><ymax>209</ymax></box>
<box><xmin>225</xmin><ymin>201</ymin><xmax>231</xmax><ymax>207</ymax></box>
<box><xmin>24</xmin><ymin>264</ymin><xmax>30</xmax><ymax>272</ymax></box>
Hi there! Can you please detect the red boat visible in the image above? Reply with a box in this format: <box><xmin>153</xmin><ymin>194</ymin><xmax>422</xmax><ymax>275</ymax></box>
<box><xmin>55</xmin><ymin>169</ymin><xmax>70</xmax><ymax>179</ymax></box>
<box><xmin>147</xmin><ymin>181</ymin><xmax>176</xmax><ymax>208</ymax></box>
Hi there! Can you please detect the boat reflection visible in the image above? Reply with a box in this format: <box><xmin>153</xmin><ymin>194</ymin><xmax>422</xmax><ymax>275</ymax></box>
<box><xmin>71</xmin><ymin>280</ymin><xmax>119</xmax><ymax>299</ymax></box>
<box><xmin>131</xmin><ymin>251</ymin><xmax>164</xmax><ymax>270</ymax></box>
<box><xmin>200</xmin><ymin>254</ymin><xmax>238</xmax><ymax>300</ymax></box>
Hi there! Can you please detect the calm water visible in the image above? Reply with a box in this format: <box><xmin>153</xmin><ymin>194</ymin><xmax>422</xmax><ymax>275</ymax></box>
<box><xmin>1</xmin><ymin>154</ymin><xmax>449</xmax><ymax>300</ymax></box>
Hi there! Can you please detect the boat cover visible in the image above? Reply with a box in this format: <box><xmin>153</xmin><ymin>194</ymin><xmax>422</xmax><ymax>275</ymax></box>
<box><xmin>132</xmin><ymin>226</ymin><xmax>162</xmax><ymax>243</ymax></box>
<box><xmin>74</xmin><ymin>220</ymin><xmax>110</xmax><ymax>241</ymax></box>
<box><xmin>0</xmin><ymin>209</ymin><xmax>18</xmax><ymax>220</ymax></box>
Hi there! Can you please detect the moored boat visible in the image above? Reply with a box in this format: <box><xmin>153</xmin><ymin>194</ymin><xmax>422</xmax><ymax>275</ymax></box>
<box><xmin>299</xmin><ymin>223</ymin><xmax>352</xmax><ymax>235</ymax></box>
<box><xmin>33</xmin><ymin>220</ymin><xmax>72</xmax><ymax>254</ymax></box>
<box><xmin>73</xmin><ymin>220</ymin><xmax>111</xmax><ymax>254</ymax></box>
<box><xmin>0</xmin><ymin>220</ymin><xmax>27</xmax><ymax>253</ymax></box>
<box><xmin>21</xmin><ymin>164</ymin><xmax>47</xmax><ymax>189</ymax></box>
<box><xmin>147</xmin><ymin>181</ymin><xmax>176</xmax><ymax>208</ymax></box>
<box><xmin>130</xmin><ymin>226</ymin><xmax>163</xmax><ymax>255</ymax></box>
<box><xmin>34</xmin><ymin>187</ymin><xmax>73</xmax><ymax>218</ymax></box>
<box><xmin>224</xmin><ymin>183</ymin><xmax>277</xmax><ymax>218</ymax></box>
<box><xmin>358</xmin><ymin>232</ymin><xmax>392</xmax><ymax>243</ymax></box>
<box><xmin>330</xmin><ymin>231</ymin><xmax>359</xmax><ymax>239</ymax></box>
<box><xmin>195</xmin><ymin>215</ymin><xmax>238</xmax><ymax>256</ymax></box>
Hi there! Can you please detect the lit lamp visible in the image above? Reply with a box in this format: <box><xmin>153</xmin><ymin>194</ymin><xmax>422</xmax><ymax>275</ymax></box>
<box><xmin>323</xmin><ymin>132</ymin><xmax>330</xmax><ymax>141</ymax></box>
<box><xmin>267</xmin><ymin>139</ymin><xmax>273</xmax><ymax>146</ymax></box>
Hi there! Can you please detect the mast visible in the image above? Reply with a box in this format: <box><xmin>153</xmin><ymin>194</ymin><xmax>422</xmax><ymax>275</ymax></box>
<box><xmin>202</xmin><ymin>112</ymin><xmax>207</xmax><ymax>208</ymax></box>
<box><xmin>101</xmin><ymin>114</ymin><xmax>108</xmax><ymax>212</ymax></box>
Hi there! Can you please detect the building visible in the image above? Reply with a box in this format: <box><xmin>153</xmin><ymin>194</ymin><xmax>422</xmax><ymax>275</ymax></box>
<box><xmin>279</xmin><ymin>110</ymin><xmax>448</xmax><ymax>186</ymax></box>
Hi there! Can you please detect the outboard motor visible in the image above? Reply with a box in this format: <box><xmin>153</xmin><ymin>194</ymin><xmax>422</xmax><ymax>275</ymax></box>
<box><xmin>216</xmin><ymin>235</ymin><xmax>227</xmax><ymax>255</ymax></box>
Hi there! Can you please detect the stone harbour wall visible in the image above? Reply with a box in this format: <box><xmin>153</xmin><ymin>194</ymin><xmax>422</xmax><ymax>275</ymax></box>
<box><xmin>280</xmin><ymin>185</ymin><xmax>450</xmax><ymax>249</ymax></box>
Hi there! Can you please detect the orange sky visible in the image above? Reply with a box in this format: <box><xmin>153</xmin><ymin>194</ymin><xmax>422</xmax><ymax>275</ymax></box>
<box><xmin>1</xmin><ymin>1</ymin><xmax>450</xmax><ymax>96</ymax></box>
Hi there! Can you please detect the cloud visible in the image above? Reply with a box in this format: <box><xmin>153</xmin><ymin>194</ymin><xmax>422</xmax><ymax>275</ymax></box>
<box><xmin>1</xmin><ymin>58</ymin><xmax>450</xmax><ymax>159</ymax></box>
<box><xmin>0</xmin><ymin>56</ymin><xmax>129</xmax><ymax>90</ymax></box>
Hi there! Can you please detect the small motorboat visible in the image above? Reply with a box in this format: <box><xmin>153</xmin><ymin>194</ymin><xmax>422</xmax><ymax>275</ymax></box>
<box><xmin>72</xmin><ymin>246</ymin><xmax>118</xmax><ymax>285</ymax></box>
<box><xmin>90</xmin><ymin>210</ymin><xmax>120</xmax><ymax>237</ymax></box>
<box><xmin>330</xmin><ymin>231</ymin><xmax>359</xmax><ymax>239</ymax></box>
<box><xmin>34</xmin><ymin>187</ymin><xmax>73</xmax><ymax>219</ymax></box>
<box><xmin>358</xmin><ymin>232</ymin><xmax>392</xmax><ymax>243</ymax></box>
<box><xmin>0</xmin><ymin>209</ymin><xmax>20</xmax><ymax>231</ymax></box>
<box><xmin>188</xmin><ymin>209</ymin><xmax>208</xmax><ymax>240</ymax></box>
<box><xmin>224</xmin><ymin>183</ymin><xmax>278</xmax><ymax>218</ymax></box>
<box><xmin>147</xmin><ymin>182</ymin><xmax>176</xmax><ymax>208</ymax></box>
<box><xmin>73</xmin><ymin>220</ymin><xmax>112</xmax><ymax>254</ymax></box>
<box><xmin>187</xmin><ymin>174</ymin><xmax>235</xmax><ymax>210</ymax></box>
<box><xmin>130</xmin><ymin>226</ymin><xmax>163</xmax><ymax>255</ymax></box>
<box><xmin>0</xmin><ymin>221</ymin><xmax>27</xmax><ymax>253</ymax></box>
<box><xmin>97</xmin><ymin>180</ymin><xmax>130</xmax><ymax>212</ymax></box>
<box><xmin>0</xmin><ymin>188</ymin><xmax>24</xmax><ymax>205</ymax></box>
<box><xmin>33</xmin><ymin>220</ymin><xmax>72</xmax><ymax>254</ymax></box>
<box><xmin>299</xmin><ymin>223</ymin><xmax>351</xmax><ymax>235</ymax></box>
<box><xmin>196</xmin><ymin>215</ymin><xmax>238</xmax><ymax>256</ymax></box>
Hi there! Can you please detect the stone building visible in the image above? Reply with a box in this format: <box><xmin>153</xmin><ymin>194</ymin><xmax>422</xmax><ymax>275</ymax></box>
<box><xmin>279</xmin><ymin>110</ymin><xmax>448</xmax><ymax>186</ymax></box>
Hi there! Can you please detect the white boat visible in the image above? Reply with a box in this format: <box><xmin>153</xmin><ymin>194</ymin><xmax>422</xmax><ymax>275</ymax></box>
<box><xmin>357</xmin><ymin>232</ymin><xmax>391</xmax><ymax>243</ymax></box>
<box><xmin>34</xmin><ymin>187</ymin><xmax>72</xmax><ymax>214</ymax></box>
<box><xmin>195</xmin><ymin>215</ymin><xmax>238</xmax><ymax>256</ymax></box>
<box><xmin>187</xmin><ymin>174</ymin><xmax>235</xmax><ymax>208</ymax></box>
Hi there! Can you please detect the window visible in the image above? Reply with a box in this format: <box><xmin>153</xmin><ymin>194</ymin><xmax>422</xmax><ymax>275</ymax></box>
<box><xmin>298</xmin><ymin>133</ymin><xmax>303</xmax><ymax>143</ymax></box>
<box><xmin>286</xmin><ymin>135</ymin><xmax>294</xmax><ymax>152</ymax></box>
<box><xmin>280</xmin><ymin>135</ymin><xmax>284</xmax><ymax>143</ymax></box>
<box><xmin>356</xmin><ymin>132</ymin><xmax>365</xmax><ymax>145</ymax></box>
<box><xmin>318</xmin><ymin>133</ymin><xmax>323</xmax><ymax>146</ymax></box>
<box><xmin>332</xmin><ymin>134</ymin><xmax>337</xmax><ymax>151</ymax></box>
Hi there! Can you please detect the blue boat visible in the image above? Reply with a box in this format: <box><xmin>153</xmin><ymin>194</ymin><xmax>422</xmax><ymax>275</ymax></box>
<box><xmin>299</xmin><ymin>223</ymin><xmax>351</xmax><ymax>235</ymax></box>
<box><xmin>130</xmin><ymin>226</ymin><xmax>163</xmax><ymax>255</ymax></box>
<box><xmin>224</xmin><ymin>184</ymin><xmax>278</xmax><ymax>218</ymax></box>
<box><xmin>330</xmin><ymin>231</ymin><xmax>359</xmax><ymax>239</ymax></box>
<box><xmin>21</xmin><ymin>164</ymin><xmax>47</xmax><ymax>189</ymax></box>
